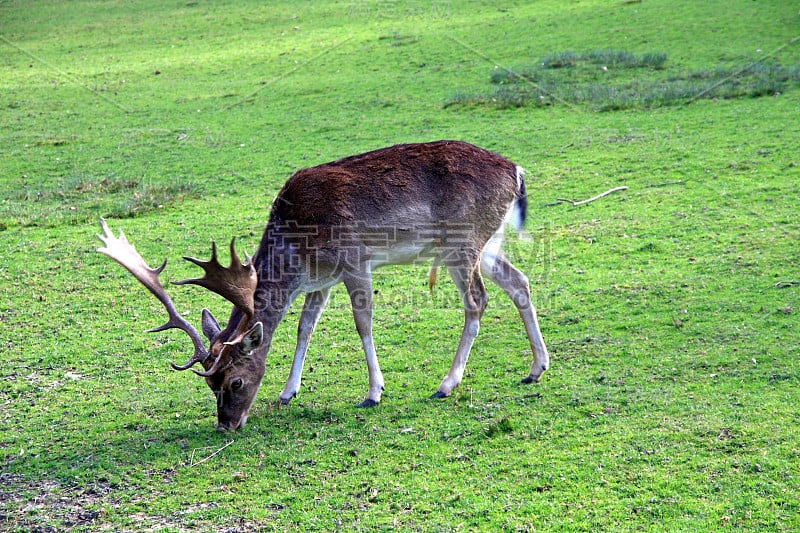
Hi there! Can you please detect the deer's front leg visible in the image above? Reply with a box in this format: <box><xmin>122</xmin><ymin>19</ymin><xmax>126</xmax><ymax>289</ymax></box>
<box><xmin>343</xmin><ymin>271</ymin><xmax>385</xmax><ymax>407</ymax></box>
<box><xmin>279</xmin><ymin>288</ymin><xmax>331</xmax><ymax>405</ymax></box>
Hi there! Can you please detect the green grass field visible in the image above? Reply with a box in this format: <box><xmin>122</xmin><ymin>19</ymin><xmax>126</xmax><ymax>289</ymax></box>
<box><xmin>1</xmin><ymin>0</ymin><xmax>799</xmax><ymax>530</ymax></box>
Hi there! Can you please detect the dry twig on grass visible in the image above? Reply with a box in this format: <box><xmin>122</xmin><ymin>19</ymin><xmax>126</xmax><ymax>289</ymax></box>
<box><xmin>189</xmin><ymin>440</ymin><xmax>234</xmax><ymax>467</ymax></box>
<box><xmin>555</xmin><ymin>186</ymin><xmax>629</xmax><ymax>207</ymax></box>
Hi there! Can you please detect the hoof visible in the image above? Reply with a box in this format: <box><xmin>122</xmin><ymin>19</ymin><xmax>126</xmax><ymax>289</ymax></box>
<box><xmin>279</xmin><ymin>391</ymin><xmax>297</xmax><ymax>405</ymax></box>
<box><xmin>356</xmin><ymin>399</ymin><xmax>379</xmax><ymax>408</ymax></box>
<box><xmin>430</xmin><ymin>391</ymin><xmax>448</xmax><ymax>399</ymax></box>
<box><xmin>523</xmin><ymin>365</ymin><xmax>547</xmax><ymax>384</ymax></box>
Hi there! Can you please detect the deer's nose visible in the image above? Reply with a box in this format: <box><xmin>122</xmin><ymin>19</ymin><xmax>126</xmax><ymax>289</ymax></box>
<box><xmin>216</xmin><ymin>414</ymin><xmax>247</xmax><ymax>432</ymax></box>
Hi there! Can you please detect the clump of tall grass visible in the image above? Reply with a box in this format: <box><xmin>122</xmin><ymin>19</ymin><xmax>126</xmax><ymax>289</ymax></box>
<box><xmin>444</xmin><ymin>86</ymin><xmax>548</xmax><ymax>109</ymax></box>
<box><xmin>540</xmin><ymin>50</ymin><xmax>580</xmax><ymax>69</ymax></box>
<box><xmin>490</xmin><ymin>65</ymin><xmax>548</xmax><ymax>84</ymax></box>
<box><xmin>539</xmin><ymin>49</ymin><xmax>668</xmax><ymax>70</ymax></box>
<box><xmin>446</xmin><ymin>51</ymin><xmax>798</xmax><ymax>111</ymax></box>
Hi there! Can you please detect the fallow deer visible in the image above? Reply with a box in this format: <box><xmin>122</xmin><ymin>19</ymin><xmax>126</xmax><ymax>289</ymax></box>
<box><xmin>97</xmin><ymin>140</ymin><xmax>549</xmax><ymax>431</ymax></box>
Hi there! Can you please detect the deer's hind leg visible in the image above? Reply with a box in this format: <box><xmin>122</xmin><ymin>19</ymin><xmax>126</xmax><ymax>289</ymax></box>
<box><xmin>481</xmin><ymin>251</ymin><xmax>549</xmax><ymax>383</ymax></box>
<box><xmin>432</xmin><ymin>253</ymin><xmax>488</xmax><ymax>398</ymax></box>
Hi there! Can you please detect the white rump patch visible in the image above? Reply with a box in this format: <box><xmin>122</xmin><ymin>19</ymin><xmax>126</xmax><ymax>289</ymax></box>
<box><xmin>481</xmin><ymin>197</ymin><xmax>518</xmax><ymax>274</ymax></box>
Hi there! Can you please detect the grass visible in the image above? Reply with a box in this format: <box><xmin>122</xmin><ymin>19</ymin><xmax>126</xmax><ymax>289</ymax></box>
<box><xmin>450</xmin><ymin>55</ymin><xmax>800</xmax><ymax>110</ymax></box>
<box><xmin>1</xmin><ymin>0</ymin><xmax>799</xmax><ymax>531</ymax></box>
<box><xmin>537</xmin><ymin>50</ymin><xmax>669</xmax><ymax>70</ymax></box>
<box><xmin>7</xmin><ymin>175</ymin><xmax>202</xmax><ymax>228</ymax></box>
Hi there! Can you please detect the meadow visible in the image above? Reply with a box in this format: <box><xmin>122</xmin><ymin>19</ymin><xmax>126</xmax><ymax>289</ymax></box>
<box><xmin>1</xmin><ymin>0</ymin><xmax>799</xmax><ymax>530</ymax></box>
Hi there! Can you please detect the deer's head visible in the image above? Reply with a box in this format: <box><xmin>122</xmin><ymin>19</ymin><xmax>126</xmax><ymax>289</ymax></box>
<box><xmin>97</xmin><ymin>218</ymin><xmax>264</xmax><ymax>431</ymax></box>
<box><xmin>191</xmin><ymin>309</ymin><xmax>266</xmax><ymax>432</ymax></box>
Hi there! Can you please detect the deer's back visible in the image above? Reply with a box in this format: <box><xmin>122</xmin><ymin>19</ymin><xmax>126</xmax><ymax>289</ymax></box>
<box><xmin>271</xmin><ymin>141</ymin><xmax>519</xmax><ymax>229</ymax></box>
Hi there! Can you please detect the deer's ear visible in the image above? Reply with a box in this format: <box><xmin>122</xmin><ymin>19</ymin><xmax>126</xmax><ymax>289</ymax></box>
<box><xmin>201</xmin><ymin>308</ymin><xmax>221</xmax><ymax>341</ymax></box>
<box><xmin>241</xmin><ymin>322</ymin><xmax>264</xmax><ymax>354</ymax></box>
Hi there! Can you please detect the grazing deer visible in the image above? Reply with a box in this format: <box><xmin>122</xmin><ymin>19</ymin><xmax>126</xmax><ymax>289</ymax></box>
<box><xmin>97</xmin><ymin>141</ymin><xmax>549</xmax><ymax>431</ymax></box>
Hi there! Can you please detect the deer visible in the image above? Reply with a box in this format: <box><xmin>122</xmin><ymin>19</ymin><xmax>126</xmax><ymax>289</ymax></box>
<box><xmin>97</xmin><ymin>140</ymin><xmax>550</xmax><ymax>431</ymax></box>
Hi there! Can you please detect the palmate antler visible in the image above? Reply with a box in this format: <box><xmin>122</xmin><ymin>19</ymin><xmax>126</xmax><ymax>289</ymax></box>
<box><xmin>174</xmin><ymin>240</ymin><xmax>257</xmax><ymax>320</ymax></box>
<box><xmin>96</xmin><ymin>218</ymin><xmax>258</xmax><ymax>376</ymax></box>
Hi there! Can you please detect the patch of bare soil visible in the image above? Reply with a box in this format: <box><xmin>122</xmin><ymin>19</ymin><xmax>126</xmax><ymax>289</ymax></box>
<box><xmin>0</xmin><ymin>473</ymin><xmax>109</xmax><ymax>532</ymax></box>
<box><xmin>0</xmin><ymin>473</ymin><xmax>264</xmax><ymax>532</ymax></box>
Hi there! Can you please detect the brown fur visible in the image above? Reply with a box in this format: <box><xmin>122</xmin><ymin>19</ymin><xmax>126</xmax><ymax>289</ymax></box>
<box><xmin>105</xmin><ymin>141</ymin><xmax>549</xmax><ymax>431</ymax></box>
<box><xmin>272</xmin><ymin>140</ymin><xmax>518</xmax><ymax>228</ymax></box>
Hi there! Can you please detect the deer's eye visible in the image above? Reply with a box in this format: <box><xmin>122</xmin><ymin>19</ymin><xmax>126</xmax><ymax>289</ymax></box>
<box><xmin>230</xmin><ymin>378</ymin><xmax>244</xmax><ymax>391</ymax></box>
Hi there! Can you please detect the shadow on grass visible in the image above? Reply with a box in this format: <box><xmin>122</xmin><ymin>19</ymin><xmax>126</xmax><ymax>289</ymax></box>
<box><xmin>0</xmin><ymin>401</ymin><xmax>372</xmax><ymax>530</ymax></box>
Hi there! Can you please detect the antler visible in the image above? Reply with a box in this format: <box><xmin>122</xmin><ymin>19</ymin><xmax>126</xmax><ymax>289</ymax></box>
<box><xmin>96</xmin><ymin>218</ymin><xmax>209</xmax><ymax>371</ymax></box>
<box><xmin>174</xmin><ymin>239</ymin><xmax>257</xmax><ymax>320</ymax></box>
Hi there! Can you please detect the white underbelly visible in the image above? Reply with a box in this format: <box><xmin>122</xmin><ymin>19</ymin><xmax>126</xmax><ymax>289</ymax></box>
<box><xmin>368</xmin><ymin>242</ymin><xmax>434</xmax><ymax>270</ymax></box>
